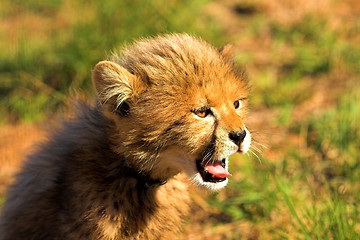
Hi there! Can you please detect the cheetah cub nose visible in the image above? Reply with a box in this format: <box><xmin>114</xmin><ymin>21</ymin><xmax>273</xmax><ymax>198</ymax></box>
<box><xmin>229</xmin><ymin>130</ymin><xmax>247</xmax><ymax>146</ymax></box>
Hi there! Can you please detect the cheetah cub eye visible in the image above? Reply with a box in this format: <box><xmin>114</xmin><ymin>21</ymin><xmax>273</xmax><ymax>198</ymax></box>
<box><xmin>234</xmin><ymin>100</ymin><xmax>241</xmax><ymax>109</ymax></box>
<box><xmin>234</xmin><ymin>98</ymin><xmax>246</xmax><ymax>109</ymax></box>
<box><xmin>193</xmin><ymin>107</ymin><xmax>212</xmax><ymax>118</ymax></box>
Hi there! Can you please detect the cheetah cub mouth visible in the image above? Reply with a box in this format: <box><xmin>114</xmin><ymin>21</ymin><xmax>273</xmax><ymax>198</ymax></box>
<box><xmin>190</xmin><ymin>157</ymin><xmax>232</xmax><ymax>191</ymax></box>
<box><xmin>189</xmin><ymin>128</ymin><xmax>251</xmax><ymax>191</ymax></box>
<box><xmin>196</xmin><ymin>158</ymin><xmax>230</xmax><ymax>183</ymax></box>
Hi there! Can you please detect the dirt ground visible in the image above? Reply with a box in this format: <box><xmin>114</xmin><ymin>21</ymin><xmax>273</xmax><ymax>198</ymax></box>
<box><xmin>0</xmin><ymin>124</ymin><xmax>45</xmax><ymax>195</ymax></box>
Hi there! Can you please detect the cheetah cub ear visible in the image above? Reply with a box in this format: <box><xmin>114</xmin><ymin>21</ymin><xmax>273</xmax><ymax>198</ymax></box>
<box><xmin>219</xmin><ymin>44</ymin><xmax>234</xmax><ymax>61</ymax></box>
<box><xmin>92</xmin><ymin>61</ymin><xmax>144</xmax><ymax>116</ymax></box>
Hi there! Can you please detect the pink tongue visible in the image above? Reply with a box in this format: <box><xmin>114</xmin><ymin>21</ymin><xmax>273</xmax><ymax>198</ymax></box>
<box><xmin>204</xmin><ymin>161</ymin><xmax>232</xmax><ymax>178</ymax></box>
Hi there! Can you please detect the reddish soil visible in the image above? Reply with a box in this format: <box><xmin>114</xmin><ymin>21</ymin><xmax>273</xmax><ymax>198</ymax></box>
<box><xmin>0</xmin><ymin>124</ymin><xmax>45</xmax><ymax>195</ymax></box>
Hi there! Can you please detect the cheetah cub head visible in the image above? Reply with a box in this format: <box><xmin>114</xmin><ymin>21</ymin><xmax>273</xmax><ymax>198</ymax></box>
<box><xmin>92</xmin><ymin>34</ymin><xmax>251</xmax><ymax>191</ymax></box>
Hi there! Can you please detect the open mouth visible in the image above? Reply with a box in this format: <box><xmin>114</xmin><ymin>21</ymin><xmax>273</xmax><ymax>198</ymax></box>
<box><xmin>196</xmin><ymin>159</ymin><xmax>232</xmax><ymax>183</ymax></box>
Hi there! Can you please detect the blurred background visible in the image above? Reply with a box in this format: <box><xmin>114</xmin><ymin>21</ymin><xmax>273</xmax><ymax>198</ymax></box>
<box><xmin>0</xmin><ymin>0</ymin><xmax>359</xmax><ymax>239</ymax></box>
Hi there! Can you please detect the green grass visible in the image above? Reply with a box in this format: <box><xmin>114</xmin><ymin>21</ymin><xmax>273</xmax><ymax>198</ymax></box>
<box><xmin>209</xmin><ymin>156</ymin><xmax>277</xmax><ymax>222</ymax></box>
<box><xmin>246</xmin><ymin>14</ymin><xmax>360</xmax><ymax>111</ymax></box>
<box><xmin>306</xmin><ymin>88</ymin><xmax>360</xmax><ymax>164</ymax></box>
<box><xmin>0</xmin><ymin>0</ymin><xmax>223</xmax><ymax>122</ymax></box>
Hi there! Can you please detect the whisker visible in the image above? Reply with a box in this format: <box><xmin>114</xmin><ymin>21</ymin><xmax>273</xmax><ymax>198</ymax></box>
<box><xmin>249</xmin><ymin>148</ymin><xmax>262</xmax><ymax>164</ymax></box>
<box><xmin>202</xmin><ymin>150</ymin><xmax>213</xmax><ymax>165</ymax></box>
<box><xmin>252</xmin><ymin>141</ymin><xmax>267</xmax><ymax>149</ymax></box>
<box><xmin>203</xmin><ymin>151</ymin><xmax>212</xmax><ymax>161</ymax></box>
<box><xmin>250</xmin><ymin>144</ymin><xmax>263</xmax><ymax>154</ymax></box>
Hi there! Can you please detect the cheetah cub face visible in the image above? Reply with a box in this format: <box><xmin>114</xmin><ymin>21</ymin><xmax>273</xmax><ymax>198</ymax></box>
<box><xmin>92</xmin><ymin>34</ymin><xmax>251</xmax><ymax>191</ymax></box>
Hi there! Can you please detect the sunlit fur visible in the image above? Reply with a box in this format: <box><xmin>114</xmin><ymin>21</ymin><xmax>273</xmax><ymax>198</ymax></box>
<box><xmin>93</xmin><ymin>34</ymin><xmax>251</xmax><ymax>184</ymax></box>
<box><xmin>0</xmin><ymin>34</ymin><xmax>250</xmax><ymax>239</ymax></box>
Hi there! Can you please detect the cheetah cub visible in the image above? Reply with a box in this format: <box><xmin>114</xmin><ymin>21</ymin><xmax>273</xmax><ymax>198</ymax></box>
<box><xmin>0</xmin><ymin>34</ymin><xmax>251</xmax><ymax>240</ymax></box>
